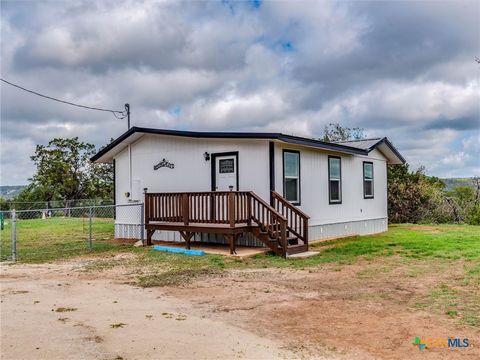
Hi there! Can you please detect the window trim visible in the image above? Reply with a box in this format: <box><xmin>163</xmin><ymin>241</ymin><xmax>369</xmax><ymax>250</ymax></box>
<box><xmin>328</xmin><ymin>156</ymin><xmax>342</xmax><ymax>205</ymax></box>
<box><xmin>282</xmin><ymin>149</ymin><xmax>301</xmax><ymax>206</ymax></box>
<box><xmin>363</xmin><ymin>161</ymin><xmax>374</xmax><ymax>199</ymax></box>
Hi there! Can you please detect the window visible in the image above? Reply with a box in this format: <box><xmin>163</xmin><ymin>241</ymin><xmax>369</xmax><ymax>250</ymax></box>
<box><xmin>363</xmin><ymin>162</ymin><xmax>374</xmax><ymax>198</ymax></box>
<box><xmin>328</xmin><ymin>156</ymin><xmax>342</xmax><ymax>204</ymax></box>
<box><xmin>219</xmin><ymin>159</ymin><xmax>234</xmax><ymax>173</ymax></box>
<box><xmin>283</xmin><ymin>150</ymin><xmax>300</xmax><ymax>204</ymax></box>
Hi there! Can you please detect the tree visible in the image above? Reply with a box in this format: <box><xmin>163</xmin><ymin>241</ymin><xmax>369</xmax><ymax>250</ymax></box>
<box><xmin>21</xmin><ymin>137</ymin><xmax>113</xmax><ymax>203</ymax></box>
<box><xmin>387</xmin><ymin>164</ymin><xmax>450</xmax><ymax>223</ymax></box>
<box><xmin>89</xmin><ymin>162</ymin><xmax>114</xmax><ymax>200</ymax></box>
<box><xmin>386</xmin><ymin>165</ymin><xmax>480</xmax><ymax>224</ymax></box>
<box><xmin>446</xmin><ymin>185</ymin><xmax>480</xmax><ymax>225</ymax></box>
<box><xmin>321</xmin><ymin>123</ymin><xmax>366</xmax><ymax>142</ymax></box>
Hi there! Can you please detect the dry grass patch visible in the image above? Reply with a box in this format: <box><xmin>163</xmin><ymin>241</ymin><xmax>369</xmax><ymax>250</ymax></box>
<box><xmin>55</xmin><ymin>307</ymin><xmax>77</xmax><ymax>312</ymax></box>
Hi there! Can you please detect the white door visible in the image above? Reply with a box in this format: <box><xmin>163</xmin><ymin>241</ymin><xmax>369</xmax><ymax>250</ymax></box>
<box><xmin>215</xmin><ymin>155</ymin><xmax>237</xmax><ymax>191</ymax></box>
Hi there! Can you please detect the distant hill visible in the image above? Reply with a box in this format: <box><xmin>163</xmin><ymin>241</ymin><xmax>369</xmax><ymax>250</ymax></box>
<box><xmin>0</xmin><ymin>185</ymin><xmax>26</xmax><ymax>199</ymax></box>
<box><xmin>441</xmin><ymin>178</ymin><xmax>476</xmax><ymax>191</ymax></box>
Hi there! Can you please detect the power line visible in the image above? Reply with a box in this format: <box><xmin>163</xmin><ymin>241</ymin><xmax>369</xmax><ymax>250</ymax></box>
<box><xmin>1</xmin><ymin>78</ymin><xmax>127</xmax><ymax>118</ymax></box>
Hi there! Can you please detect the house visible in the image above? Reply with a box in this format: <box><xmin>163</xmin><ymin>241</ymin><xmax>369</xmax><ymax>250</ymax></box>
<box><xmin>91</xmin><ymin>127</ymin><xmax>405</xmax><ymax>256</ymax></box>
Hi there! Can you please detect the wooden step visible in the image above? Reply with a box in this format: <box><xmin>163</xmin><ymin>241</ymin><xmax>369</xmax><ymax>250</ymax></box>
<box><xmin>265</xmin><ymin>235</ymin><xmax>297</xmax><ymax>244</ymax></box>
<box><xmin>287</xmin><ymin>236</ymin><xmax>298</xmax><ymax>245</ymax></box>
<box><xmin>286</xmin><ymin>244</ymin><xmax>308</xmax><ymax>255</ymax></box>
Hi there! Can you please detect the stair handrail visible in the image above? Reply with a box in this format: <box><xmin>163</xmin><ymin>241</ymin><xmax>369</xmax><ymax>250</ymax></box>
<box><xmin>271</xmin><ymin>191</ymin><xmax>310</xmax><ymax>219</ymax></box>
<box><xmin>247</xmin><ymin>191</ymin><xmax>288</xmax><ymax>255</ymax></box>
<box><xmin>271</xmin><ymin>191</ymin><xmax>309</xmax><ymax>246</ymax></box>
<box><xmin>248</xmin><ymin>192</ymin><xmax>288</xmax><ymax>221</ymax></box>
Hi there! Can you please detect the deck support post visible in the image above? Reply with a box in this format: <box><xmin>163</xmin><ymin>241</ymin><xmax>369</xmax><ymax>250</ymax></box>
<box><xmin>280</xmin><ymin>221</ymin><xmax>287</xmax><ymax>257</ymax></box>
<box><xmin>146</xmin><ymin>229</ymin><xmax>154</xmax><ymax>246</ymax></box>
<box><xmin>179</xmin><ymin>231</ymin><xmax>194</xmax><ymax>250</ymax></box>
<box><xmin>225</xmin><ymin>233</ymin><xmax>238</xmax><ymax>255</ymax></box>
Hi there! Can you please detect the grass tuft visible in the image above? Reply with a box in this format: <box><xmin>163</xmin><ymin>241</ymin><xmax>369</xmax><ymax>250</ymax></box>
<box><xmin>110</xmin><ymin>323</ymin><xmax>127</xmax><ymax>328</ymax></box>
<box><xmin>136</xmin><ymin>267</ymin><xmax>221</xmax><ymax>288</ymax></box>
<box><xmin>55</xmin><ymin>307</ymin><xmax>77</xmax><ymax>312</ymax></box>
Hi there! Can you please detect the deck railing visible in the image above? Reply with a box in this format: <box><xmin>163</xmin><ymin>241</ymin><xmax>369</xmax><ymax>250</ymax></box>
<box><xmin>145</xmin><ymin>191</ymin><xmax>289</xmax><ymax>251</ymax></box>
<box><xmin>271</xmin><ymin>191</ymin><xmax>310</xmax><ymax>246</ymax></box>
<box><xmin>145</xmin><ymin>191</ymin><xmax>250</xmax><ymax>225</ymax></box>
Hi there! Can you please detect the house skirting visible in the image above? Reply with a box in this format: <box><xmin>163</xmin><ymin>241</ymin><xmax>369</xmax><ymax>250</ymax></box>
<box><xmin>115</xmin><ymin>223</ymin><xmax>143</xmax><ymax>239</ymax></box>
<box><xmin>114</xmin><ymin>217</ymin><xmax>387</xmax><ymax>247</ymax></box>
<box><xmin>308</xmin><ymin>217</ymin><xmax>388</xmax><ymax>242</ymax></box>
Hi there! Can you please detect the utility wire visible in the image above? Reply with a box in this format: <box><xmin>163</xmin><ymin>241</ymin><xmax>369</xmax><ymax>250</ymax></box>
<box><xmin>1</xmin><ymin>78</ymin><xmax>127</xmax><ymax>117</ymax></box>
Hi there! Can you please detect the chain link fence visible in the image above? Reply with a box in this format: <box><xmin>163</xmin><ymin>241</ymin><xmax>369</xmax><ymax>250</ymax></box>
<box><xmin>0</xmin><ymin>203</ymin><xmax>143</xmax><ymax>263</ymax></box>
<box><xmin>0</xmin><ymin>198</ymin><xmax>114</xmax><ymax>211</ymax></box>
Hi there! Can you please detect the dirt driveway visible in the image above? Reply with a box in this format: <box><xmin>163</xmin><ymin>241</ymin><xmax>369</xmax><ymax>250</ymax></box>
<box><xmin>1</xmin><ymin>262</ymin><xmax>295</xmax><ymax>360</ymax></box>
<box><xmin>1</xmin><ymin>255</ymin><xmax>479</xmax><ymax>360</ymax></box>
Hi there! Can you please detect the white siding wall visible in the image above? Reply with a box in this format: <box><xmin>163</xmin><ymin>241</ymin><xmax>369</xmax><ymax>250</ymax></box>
<box><xmin>114</xmin><ymin>135</ymin><xmax>270</xmax><ymax>241</ymax></box>
<box><xmin>113</xmin><ymin>135</ymin><xmax>389</xmax><ymax>243</ymax></box>
<box><xmin>116</xmin><ymin>134</ymin><xmax>270</xmax><ymax>202</ymax></box>
<box><xmin>115</xmin><ymin>147</ymin><xmax>130</xmax><ymax>205</ymax></box>
<box><xmin>274</xmin><ymin>144</ymin><xmax>388</xmax><ymax>231</ymax></box>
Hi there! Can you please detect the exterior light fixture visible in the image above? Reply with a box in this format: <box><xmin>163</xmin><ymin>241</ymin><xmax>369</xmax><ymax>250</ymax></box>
<box><xmin>203</xmin><ymin>152</ymin><xmax>210</xmax><ymax>161</ymax></box>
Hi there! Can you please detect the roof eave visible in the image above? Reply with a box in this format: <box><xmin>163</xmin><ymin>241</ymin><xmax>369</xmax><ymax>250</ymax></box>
<box><xmin>370</xmin><ymin>137</ymin><xmax>406</xmax><ymax>164</ymax></box>
<box><xmin>90</xmin><ymin>127</ymin><xmax>375</xmax><ymax>163</ymax></box>
<box><xmin>90</xmin><ymin>127</ymin><xmax>137</xmax><ymax>163</ymax></box>
<box><xmin>278</xmin><ymin>135</ymin><xmax>368</xmax><ymax>155</ymax></box>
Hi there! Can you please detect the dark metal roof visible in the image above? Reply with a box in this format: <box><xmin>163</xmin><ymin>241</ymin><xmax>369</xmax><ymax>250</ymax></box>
<box><xmin>90</xmin><ymin>126</ymin><xmax>371</xmax><ymax>162</ymax></box>
<box><xmin>335</xmin><ymin>137</ymin><xmax>406</xmax><ymax>164</ymax></box>
<box><xmin>334</xmin><ymin>138</ymin><xmax>383</xmax><ymax>150</ymax></box>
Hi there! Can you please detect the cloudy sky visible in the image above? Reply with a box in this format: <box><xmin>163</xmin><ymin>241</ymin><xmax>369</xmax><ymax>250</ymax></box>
<box><xmin>1</xmin><ymin>0</ymin><xmax>479</xmax><ymax>185</ymax></box>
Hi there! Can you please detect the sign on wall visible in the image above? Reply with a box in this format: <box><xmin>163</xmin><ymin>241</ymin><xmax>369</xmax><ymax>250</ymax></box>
<box><xmin>154</xmin><ymin>159</ymin><xmax>175</xmax><ymax>170</ymax></box>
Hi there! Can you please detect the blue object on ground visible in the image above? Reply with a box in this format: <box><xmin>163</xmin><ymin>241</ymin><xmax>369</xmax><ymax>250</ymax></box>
<box><xmin>152</xmin><ymin>245</ymin><xmax>205</xmax><ymax>256</ymax></box>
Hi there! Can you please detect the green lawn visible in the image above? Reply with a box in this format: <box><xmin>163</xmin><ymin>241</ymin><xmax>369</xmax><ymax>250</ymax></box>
<box><xmin>2</xmin><ymin>220</ymin><xmax>479</xmax><ymax>267</ymax></box>
<box><xmin>128</xmin><ymin>223</ymin><xmax>480</xmax><ymax>276</ymax></box>
<box><xmin>0</xmin><ymin>216</ymin><xmax>134</xmax><ymax>263</ymax></box>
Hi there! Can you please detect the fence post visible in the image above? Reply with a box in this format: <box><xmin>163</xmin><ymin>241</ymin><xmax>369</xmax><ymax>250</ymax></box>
<box><xmin>11</xmin><ymin>210</ymin><xmax>17</xmax><ymax>262</ymax></box>
<box><xmin>88</xmin><ymin>207</ymin><xmax>93</xmax><ymax>250</ymax></box>
<box><xmin>140</xmin><ymin>203</ymin><xmax>145</xmax><ymax>245</ymax></box>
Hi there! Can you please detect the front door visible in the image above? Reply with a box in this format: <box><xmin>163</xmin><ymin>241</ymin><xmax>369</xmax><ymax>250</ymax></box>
<box><xmin>214</xmin><ymin>154</ymin><xmax>238</xmax><ymax>191</ymax></box>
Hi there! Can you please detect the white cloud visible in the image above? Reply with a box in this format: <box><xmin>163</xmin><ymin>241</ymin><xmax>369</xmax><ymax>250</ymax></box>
<box><xmin>441</xmin><ymin>152</ymin><xmax>470</xmax><ymax>166</ymax></box>
<box><xmin>1</xmin><ymin>0</ymin><xmax>479</xmax><ymax>184</ymax></box>
<box><xmin>462</xmin><ymin>134</ymin><xmax>480</xmax><ymax>153</ymax></box>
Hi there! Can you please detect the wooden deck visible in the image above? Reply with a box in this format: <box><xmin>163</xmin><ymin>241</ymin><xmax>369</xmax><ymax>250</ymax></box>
<box><xmin>147</xmin><ymin>221</ymin><xmax>251</xmax><ymax>232</ymax></box>
<box><xmin>144</xmin><ymin>191</ymin><xmax>309</xmax><ymax>257</ymax></box>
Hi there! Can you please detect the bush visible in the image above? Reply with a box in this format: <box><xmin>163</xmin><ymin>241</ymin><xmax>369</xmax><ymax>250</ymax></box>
<box><xmin>388</xmin><ymin>166</ymin><xmax>479</xmax><ymax>224</ymax></box>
